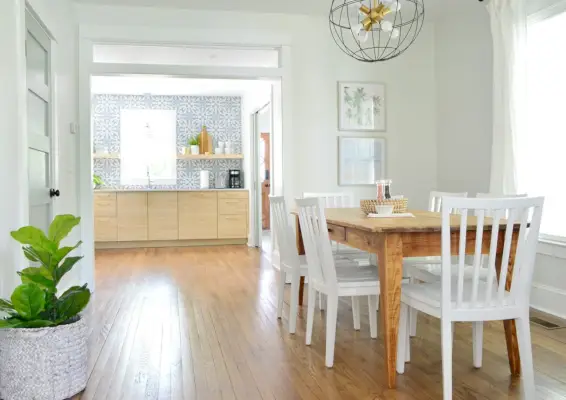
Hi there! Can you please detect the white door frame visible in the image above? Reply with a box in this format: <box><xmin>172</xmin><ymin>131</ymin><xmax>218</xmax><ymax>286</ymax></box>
<box><xmin>78</xmin><ymin>28</ymin><xmax>292</xmax><ymax>290</ymax></box>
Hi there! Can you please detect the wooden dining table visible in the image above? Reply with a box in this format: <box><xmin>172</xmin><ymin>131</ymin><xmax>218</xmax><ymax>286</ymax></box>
<box><xmin>292</xmin><ymin>208</ymin><xmax>522</xmax><ymax>389</ymax></box>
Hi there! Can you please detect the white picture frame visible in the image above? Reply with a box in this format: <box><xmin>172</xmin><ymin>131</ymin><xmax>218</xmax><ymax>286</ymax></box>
<box><xmin>338</xmin><ymin>82</ymin><xmax>386</xmax><ymax>131</ymax></box>
<box><xmin>338</xmin><ymin>136</ymin><xmax>386</xmax><ymax>186</ymax></box>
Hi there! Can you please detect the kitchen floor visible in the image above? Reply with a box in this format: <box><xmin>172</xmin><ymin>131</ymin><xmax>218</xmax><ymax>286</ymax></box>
<box><xmin>77</xmin><ymin>247</ymin><xmax>566</xmax><ymax>399</ymax></box>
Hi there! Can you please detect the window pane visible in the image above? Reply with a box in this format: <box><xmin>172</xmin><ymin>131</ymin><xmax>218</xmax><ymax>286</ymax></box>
<box><xmin>93</xmin><ymin>44</ymin><xmax>279</xmax><ymax>68</ymax></box>
<box><xmin>27</xmin><ymin>90</ymin><xmax>48</xmax><ymax>137</ymax></box>
<box><xmin>26</xmin><ymin>32</ymin><xmax>48</xmax><ymax>85</ymax></box>
<box><xmin>120</xmin><ymin>109</ymin><xmax>177</xmax><ymax>186</ymax></box>
<box><xmin>525</xmin><ymin>12</ymin><xmax>566</xmax><ymax>237</ymax></box>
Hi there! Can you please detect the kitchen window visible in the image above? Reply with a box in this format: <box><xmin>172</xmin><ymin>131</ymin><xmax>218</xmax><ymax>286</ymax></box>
<box><xmin>523</xmin><ymin>6</ymin><xmax>566</xmax><ymax>240</ymax></box>
<box><xmin>120</xmin><ymin>109</ymin><xmax>177</xmax><ymax>186</ymax></box>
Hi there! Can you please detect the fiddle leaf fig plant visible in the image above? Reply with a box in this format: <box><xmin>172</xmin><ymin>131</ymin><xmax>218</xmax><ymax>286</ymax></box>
<box><xmin>0</xmin><ymin>215</ymin><xmax>91</xmax><ymax>329</ymax></box>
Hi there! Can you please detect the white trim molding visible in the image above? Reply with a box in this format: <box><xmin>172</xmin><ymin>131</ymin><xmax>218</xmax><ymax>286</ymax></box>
<box><xmin>531</xmin><ymin>282</ymin><xmax>566</xmax><ymax>320</ymax></box>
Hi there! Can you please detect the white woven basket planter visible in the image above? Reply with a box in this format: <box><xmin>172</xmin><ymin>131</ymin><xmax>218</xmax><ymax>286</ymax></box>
<box><xmin>0</xmin><ymin>317</ymin><xmax>88</xmax><ymax>400</ymax></box>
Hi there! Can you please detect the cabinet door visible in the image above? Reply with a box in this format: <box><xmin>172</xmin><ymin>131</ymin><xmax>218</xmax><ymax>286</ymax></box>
<box><xmin>94</xmin><ymin>217</ymin><xmax>117</xmax><ymax>242</ymax></box>
<box><xmin>94</xmin><ymin>192</ymin><xmax>117</xmax><ymax>217</ymax></box>
<box><xmin>117</xmin><ymin>192</ymin><xmax>148</xmax><ymax>241</ymax></box>
<box><xmin>148</xmin><ymin>192</ymin><xmax>178</xmax><ymax>240</ymax></box>
<box><xmin>178</xmin><ymin>192</ymin><xmax>218</xmax><ymax>239</ymax></box>
<box><xmin>218</xmin><ymin>215</ymin><xmax>248</xmax><ymax>239</ymax></box>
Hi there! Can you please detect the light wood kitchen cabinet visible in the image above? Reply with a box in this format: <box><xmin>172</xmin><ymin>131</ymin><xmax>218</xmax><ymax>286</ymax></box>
<box><xmin>218</xmin><ymin>214</ymin><xmax>248</xmax><ymax>239</ymax></box>
<box><xmin>178</xmin><ymin>192</ymin><xmax>218</xmax><ymax>239</ymax></box>
<box><xmin>117</xmin><ymin>192</ymin><xmax>148</xmax><ymax>241</ymax></box>
<box><xmin>218</xmin><ymin>191</ymin><xmax>248</xmax><ymax>239</ymax></box>
<box><xmin>148</xmin><ymin>192</ymin><xmax>178</xmax><ymax>240</ymax></box>
<box><xmin>94</xmin><ymin>193</ymin><xmax>117</xmax><ymax>241</ymax></box>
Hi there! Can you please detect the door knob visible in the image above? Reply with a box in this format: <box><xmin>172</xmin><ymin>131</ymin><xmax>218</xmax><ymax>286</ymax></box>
<box><xmin>49</xmin><ymin>189</ymin><xmax>60</xmax><ymax>198</ymax></box>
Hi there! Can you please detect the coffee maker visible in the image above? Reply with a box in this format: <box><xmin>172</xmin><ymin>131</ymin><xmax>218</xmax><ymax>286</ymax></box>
<box><xmin>228</xmin><ymin>170</ymin><xmax>242</xmax><ymax>188</ymax></box>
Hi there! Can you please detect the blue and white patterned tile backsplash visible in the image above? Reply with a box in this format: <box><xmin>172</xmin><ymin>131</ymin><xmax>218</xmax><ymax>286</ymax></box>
<box><xmin>92</xmin><ymin>94</ymin><xmax>243</xmax><ymax>189</ymax></box>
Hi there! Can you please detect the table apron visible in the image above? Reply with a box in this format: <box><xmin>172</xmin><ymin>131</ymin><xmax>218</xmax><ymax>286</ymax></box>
<box><xmin>331</xmin><ymin>227</ymin><xmax>496</xmax><ymax>257</ymax></box>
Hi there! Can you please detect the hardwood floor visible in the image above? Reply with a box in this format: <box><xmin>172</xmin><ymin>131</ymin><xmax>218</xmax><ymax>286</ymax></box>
<box><xmin>77</xmin><ymin>246</ymin><xmax>566</xmax><ymax>399</ymax></box>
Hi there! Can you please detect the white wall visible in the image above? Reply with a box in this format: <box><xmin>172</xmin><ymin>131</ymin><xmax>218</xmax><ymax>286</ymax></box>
<box><xmin>435</xmin><ymin>1</ymin><xmax>566</xmax><ymax>318</ymax></box>
<box><xmin>435</xmin><ymin>3</ymin><xmax>493</xmax><ymax>196</ymax></box>
<box><xmin>0</xmin><ymin>0</ymin><xmax>79</xmax><ymax>298</ymax></box>
<box><xmin>74</xmin><ymin>4</ymin><xmax>437</xmax><ymax>210</ymax></box>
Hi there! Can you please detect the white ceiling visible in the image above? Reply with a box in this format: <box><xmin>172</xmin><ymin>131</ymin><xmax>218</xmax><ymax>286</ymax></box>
<box><xmin>73</xmin><ymin>0</ymin><xmax>452</xmax><ymax>18</ymax></box>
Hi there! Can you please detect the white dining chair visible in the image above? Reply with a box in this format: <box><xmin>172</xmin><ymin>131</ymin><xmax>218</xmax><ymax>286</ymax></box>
<box><xmin>405</xmin><ymin>191</ymin><xmax>468</xmax><ymax>336</ymax></box>
<box><xmin>396</xmin><ymin>196</ymin><xmax>544</xmax><ymax>400</ymax></box>
<box><xmin>270</xmin><ymin>196</ymin><xmax>362</xmax><ymax>334</ymax></box>
<box><xmin>407</xmin><ymin>192</ymin><xmax>527</xmax><ymax>337</ymax></box>
<box><xmin>297</xmin><ymin>197</ymin><xmax>380</xmax><ymax>368</ymax></box>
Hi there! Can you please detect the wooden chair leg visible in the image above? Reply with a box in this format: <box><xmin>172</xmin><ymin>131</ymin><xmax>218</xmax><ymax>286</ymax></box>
<box><xmin>516</xmin><ymin>315</ymin><xmax>535</xmax><ymax>399</ymax></box>
<box><xmin>305</xmin><ymin>286</ymin><xmax>316</xmax><ymax>345</ymax></box>
<box><xmin>352</xmin><ymin>296</ymin><xmax>361</xmax><ymax>330</ymax></box>
<box><xmin>289</xmin><ymin>272</ymin><xmax>300</xmax><ymax>334</ymax></box>
<box><xmin>441</xmin><ymin>319</ymin><xmax>453</xmax><ymax>400</ymax></box>
<box><xmin>325</xmin><ymin>296</ymin><xmax>338</xmax><ymax>368</ymax></box>
<box><xmin>277</xmin><ymin>271</ymin><xmax>285</xmax><ymax>319</ymax></box>
<box><xmin>368</xmin><ymin>295</ymin><xmax>378</xmax><ymax>339</ymax></box>
<box><xmin>396</xmin><ymin>303</ymin><xmax>409</xmax><ymax>374</ymax></box>
<box><xmin>473</xmin><ymin>321</ymin><xmax>483</xmax><ymax>368</ymax></box>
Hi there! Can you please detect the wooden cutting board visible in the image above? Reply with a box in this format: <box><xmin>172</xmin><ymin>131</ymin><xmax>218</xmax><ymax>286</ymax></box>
<box><xmin>199</xmin><ymin>126</ymin><xmax>212</xmax><ymax>154</ymax></box>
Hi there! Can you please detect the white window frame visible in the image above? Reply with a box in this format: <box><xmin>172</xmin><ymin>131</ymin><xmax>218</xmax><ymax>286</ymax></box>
<box><xmin>526</xmin><ymin>1</ymin><xmax>566</xmax><ymax>243</ymax></box>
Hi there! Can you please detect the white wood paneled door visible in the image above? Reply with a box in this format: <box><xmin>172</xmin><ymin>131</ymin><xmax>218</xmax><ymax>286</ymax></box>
<box><xmin>26</xmin><ymin>11</ymin><xmax>55</xmax><ymax>232</ymax></box>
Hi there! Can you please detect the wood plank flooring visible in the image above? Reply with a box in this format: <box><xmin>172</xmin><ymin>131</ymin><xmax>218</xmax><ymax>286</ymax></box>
<box><xmin>76</xmin><ymin>246</ymin><xmax>566</xmax><ymax>399</ymax></box>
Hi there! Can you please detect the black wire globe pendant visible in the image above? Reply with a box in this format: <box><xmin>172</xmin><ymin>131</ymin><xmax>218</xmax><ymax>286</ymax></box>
<box><xmin>329</xmin><ymin>0</ymin><xmax>425</xmax><ymax>62</ymax></box>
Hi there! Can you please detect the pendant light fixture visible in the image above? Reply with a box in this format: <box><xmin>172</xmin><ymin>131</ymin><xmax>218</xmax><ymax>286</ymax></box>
<box><xmin>329</xmin><ymin>0</ymin><xmax>425</xmax><ymax>62</ymax></box>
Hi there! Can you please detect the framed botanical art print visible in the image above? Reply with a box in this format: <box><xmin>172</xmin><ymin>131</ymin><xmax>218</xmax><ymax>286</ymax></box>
<box><xmin>338</xmin><ymin>82</ymin><xmax>386</xmax><ymax>131</ymax></box>
<box><xmin>338</xmin><ymin>136</ymin><xmax>386</xmax><ymax>186</ymax></box>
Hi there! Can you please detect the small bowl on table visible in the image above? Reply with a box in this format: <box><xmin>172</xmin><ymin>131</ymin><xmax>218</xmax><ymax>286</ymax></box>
<box><xmin>375</xmin><ymin>205</ymin><xmax>394</xmax><ymax>216</ymax></box>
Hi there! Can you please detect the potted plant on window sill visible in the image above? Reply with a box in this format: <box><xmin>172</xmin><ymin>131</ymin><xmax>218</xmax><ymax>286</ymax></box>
<box><xmin>0</xmin><ymin>215</ymin><xmax>91</xmax><ymax>400</ymax></box>
<box><xmin>188</xmin><ymin>136</ymin><xmax>200</xmax><ymax>155</ymax></box>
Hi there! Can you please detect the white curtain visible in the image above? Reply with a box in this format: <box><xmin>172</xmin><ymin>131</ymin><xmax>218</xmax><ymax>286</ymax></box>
<box><xmin>486</xmin><ymin>0</ymin><xmax>527</xmax><ymax>195</ymax></box>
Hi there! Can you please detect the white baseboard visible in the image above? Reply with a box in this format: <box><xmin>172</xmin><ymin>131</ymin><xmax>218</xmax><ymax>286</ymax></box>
<box><xmin>531</xmin><ymin>283</ymin><xmax>566</xmax><ymax>320</ymax></box>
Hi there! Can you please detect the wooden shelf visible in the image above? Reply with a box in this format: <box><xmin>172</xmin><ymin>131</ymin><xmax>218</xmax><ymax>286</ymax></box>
<box><xmin>177</xmin><ymin>154</ymin><xmax>244</xmax><ymax>160</ymax></box>
<box><xmin>93</xmin><ymin>153</ymin><xmax>120</xmax><ymax>159</ymax></box>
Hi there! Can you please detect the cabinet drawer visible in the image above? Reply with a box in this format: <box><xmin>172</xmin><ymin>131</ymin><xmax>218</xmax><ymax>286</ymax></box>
<box><xmin>218</xmin><ymin>191</ymin><xmax>248</xmax><ymax>199</ymax></box>
<box><xmin>94</xmin><ymin>193</ymin><xmax>117</xmax><ymax>217</ymax></box>
<box><xmin>327</xmin><ymin>224</ymin><xmax>346</xmax><ymax>242</ymax></box>
<box><xmin>179</xmin><ymin>214</ymin><xmax>218</xmax><ymax>240</ymax></box>
<box><xmin>117</xmin><ymin>193</ymin><xmax>148</xmax><ymax>241</ymax></box>
<box><xmin>218</xmin><ymin>198</ymin><xmax>248</xmax><ymax>215</ymax></box>
<box><xmin>218</xmin><ymin>215</ymin><xmax>248</xmax><ymax>239</ymax></box>
<box><xmin>178</xmin><ymin>192</ymin><xmax>218</xmax><ymax>212</ymax></box>
<box><xmin>95</xmin><ymin>217</ymin><xmax>117</xmax><ymax>242</ymax></box>
<box><xmin>148</xmin><ymin>192</ymin><xmax>178</xmax><ymax>240</ymax></box>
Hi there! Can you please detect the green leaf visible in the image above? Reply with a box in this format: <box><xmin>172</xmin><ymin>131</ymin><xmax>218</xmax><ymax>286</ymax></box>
<box><xmin>48</xmin><ymin>215</ymin><xmax>81</xmax><ymax>246</ymax></box>
<box><xmin>11</xmin><ymin>227</ymin><xmax>56</xmax><ymax>254</ymax></box>
<box><xmin>0</xmin><ymin>319</ymin><xmax>20</xmax><ymax>328</ymax></box>
<box><xmin>52</xmin><ymin>241</ymin><xmax>82</xmax><ymax>269</ymax></box>
<box><xmin>11</xmin><ymin>319</ymin><xmax>55</xmax><ymax>328</ymax></box>
<box><xmin>11</xmin><ymin>283</ymin><xmax>45</xmax><ymax>320</ymax></box>
<box><xmin>22</xmin><ymin>246</ymin><xmax>52</xmax><ymax>269</ymax></box>
<box><xmin>55</xmin><ymin>256</ymin><xmax>83</xmax><ymax>284</ymax></box>
<box><xmin>56</xmin><ymin>285</ymin><xmax>90</xmax><ymax>321</ymax></box>
<box><xmin>0</xmin><ymin>299</ymin><xmax>14</xmax><ymax>312</ymax></box>
<box><xmin>18</xmin><ymin>267</ymin><xmax>55</xmax><ymax>292</ymax></box>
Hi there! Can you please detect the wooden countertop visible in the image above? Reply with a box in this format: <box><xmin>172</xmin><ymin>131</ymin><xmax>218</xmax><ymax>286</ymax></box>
<box><xmin>95</xmin><ymin>189</ymin><xmax>248</xmax><ymax>193</ymax></box>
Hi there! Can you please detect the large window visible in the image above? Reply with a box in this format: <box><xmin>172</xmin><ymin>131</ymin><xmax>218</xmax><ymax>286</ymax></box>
<box><xmin>120</xmin><ymin>109</ymin><xmax>177</xmax><ymax>186</ymax></box>
<box><xmin>524</xmin><ymin>8</ymin><xmax>566</xmax><ymax>240</ymax></box>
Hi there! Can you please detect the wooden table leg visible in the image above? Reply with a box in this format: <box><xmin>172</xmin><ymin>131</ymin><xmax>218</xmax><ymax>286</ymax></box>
<box><xmin>295</xmin><ymin>216</ymin><xmax>306</xmax><ymax>306</ymax></box>
<box><xmin>376</xmin><ymin>233</ymin><xmax>404</xmax><ymax>389</ymax></box>
<box><xmin>496</xmin><ymin>232</ymin><xmax>521</xmax><ymax>376</ymax></box>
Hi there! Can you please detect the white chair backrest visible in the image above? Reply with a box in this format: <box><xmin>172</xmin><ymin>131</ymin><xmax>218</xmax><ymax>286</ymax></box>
<box><xmin>441</xmin><ymin>196</ymin><xmax>544</xmax><ymax>312</ymax></box>
<box><xmin>296</xmin><ymin>197</ymin><xmax>338</xmax><ymax>288</ymax></box>
<box><xmin>303</xmin><ymin>192</ymin><xmax>355</xmax><ymax>208</ymax></box>
<box><xmin>475</xmin><ymin>193</ymin><xmax>528</xmax><ymax>217</ymax></box>
<box><xmin>429</xmin><ymin>191</ymin><xmax>468</xmax><ymax>212</ymax></box>
<box><xmin>269</xmin><ymin>196</ymin><xmax>300</xmax><ymax>269</ymax></box>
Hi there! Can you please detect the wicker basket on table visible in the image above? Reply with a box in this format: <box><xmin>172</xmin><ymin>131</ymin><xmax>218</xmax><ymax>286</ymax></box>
<box><xmin>360</xmin><ymin>198</ymin><xmax>408</xmax><ymax>215</ymax></box>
